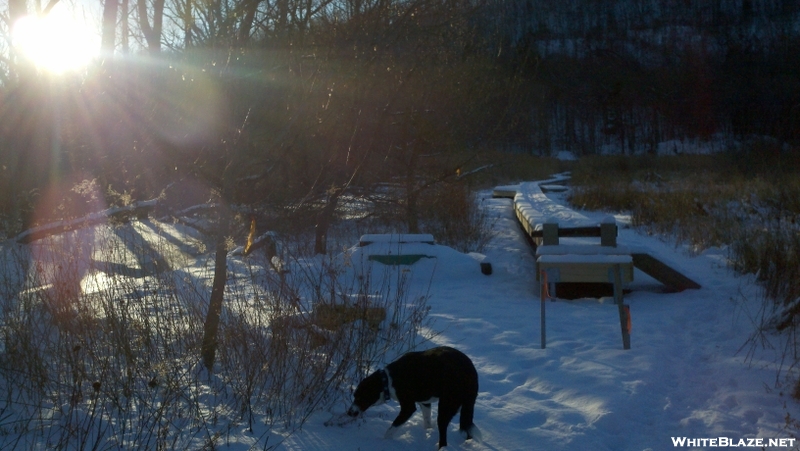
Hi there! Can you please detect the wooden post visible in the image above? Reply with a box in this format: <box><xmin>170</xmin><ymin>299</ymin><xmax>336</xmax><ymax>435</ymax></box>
<box><xmin>600</xmin><ymin>217</ymin><xmax>617</xmax><ymax>247</ymax></box>
<box><xmin>543</xmin><ymin>221</ymin><xmax>559</xmax><ymax>246</ymax></box>
<box><xmin>540</xmin><ymin>270</ymin><xmax>547</xmax><ymax>349</ymax></box>
<box><xmin>613</xmin><ymin>264</ymin><xmax>631</xmax><ymax>350</ymax></box>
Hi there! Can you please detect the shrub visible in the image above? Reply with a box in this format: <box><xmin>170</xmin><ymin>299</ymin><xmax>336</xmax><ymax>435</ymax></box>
<box><xmin>0</xmin><ymin>220</ymin><xmax>431</xmax><ymax>449</ymax></box>
<box><xmin>420</xmin><ymin>183</ymin><xmax>496</xmax><ymax>253</ymax></box>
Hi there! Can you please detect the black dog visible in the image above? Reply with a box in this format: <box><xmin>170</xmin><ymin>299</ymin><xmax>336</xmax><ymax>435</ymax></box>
<box><xmin>347</xmin><ymin>346</ymin><xmax>480</xmax><ymax>449</ymax></box>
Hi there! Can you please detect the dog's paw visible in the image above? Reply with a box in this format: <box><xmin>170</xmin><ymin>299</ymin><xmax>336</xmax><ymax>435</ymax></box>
<box><xmin>459</xmin><ymin>424</ymin><xmax>482</xmax><ymax>442</ymax></box>
<box><xmin>384</xmin><ymin>426</ymin><xmax>399</xmax><ymax>439</ymax></box>
<box><xmin>423</xmin><ymin>419</ymin><xmax>433</xmax><ymax>429</ymax></box>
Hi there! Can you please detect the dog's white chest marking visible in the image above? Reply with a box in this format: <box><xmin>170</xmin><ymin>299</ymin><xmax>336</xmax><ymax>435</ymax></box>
<box><xmin>384</xmin><ymin>369</ymin><xmax>398</xmax><ymax>402</ymax></box>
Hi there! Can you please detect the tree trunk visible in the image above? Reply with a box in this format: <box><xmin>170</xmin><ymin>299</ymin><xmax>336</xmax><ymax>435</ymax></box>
<box><xmin>238</xmin><ymin>0</ymin><xmax>262</xmax><ymax>45</ymax></box>
<box><xmin>406</xmin><ymin>190</ymin><xmax>420</xmax><ymax>234</ymax></box>
<box><xmin>152</xmin><ymin>0</ymin><xmax>165</xmax><ymax>50</ymax></box>
<box><xmin>314</xmin><ymin>188</ymin><xmax>341</xmax><ymax>255</ymax></box>
<box><xmin>101</xmin><ymin>0</ymin><xmax>119</xmax><ymax>53</ymax></box>
<box><xmin>276</xmin><ymin>0</ymin><xmax>289</xmax><ymax>44</ymax></box>
<box><xmin>137</xmin><ymin>0</ymin><xmax>165</xmax><ymax>53</ymax></box>
<box><xmin>121</xmin><ymin>0</ymin><xmax>130</xmax><ymax>53</ymax></box>
<box><xmin>201</xmin><ymin>213</ymin><xmax>229</xmax><ymax>371</ymax></box>
<box><xmin>182</xmin><ymin>0</ymin><xmax>193</xmax><ymax>48</ymax></box>
<box><xmin>8</xmin><ymin>0</ymin><xmax>27</xmax><ymax>76</ymax></box>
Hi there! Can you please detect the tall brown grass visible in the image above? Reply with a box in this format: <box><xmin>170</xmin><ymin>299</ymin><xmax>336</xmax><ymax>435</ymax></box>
<box><xmin>571</xmin><ymin>153</ymin><xmax>800</xmax><ymax>299</ymax></box>
<box><xmin>569</xmin><ymin>149</ymin><xmax>800</xmax><ymax>397</ymax></box>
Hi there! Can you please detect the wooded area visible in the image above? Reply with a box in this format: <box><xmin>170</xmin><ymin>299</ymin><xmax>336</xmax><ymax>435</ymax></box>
<box><xmin>0</xmin><ymin>0</ymin><xmax>799</xmax><ymax>239</ymax></box>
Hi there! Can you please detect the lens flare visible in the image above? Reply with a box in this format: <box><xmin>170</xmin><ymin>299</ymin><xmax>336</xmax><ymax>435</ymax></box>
<box><xmin>12</xmin><ymin>10</ymin><xmax>99</xmax><ymax>74</ymax></box>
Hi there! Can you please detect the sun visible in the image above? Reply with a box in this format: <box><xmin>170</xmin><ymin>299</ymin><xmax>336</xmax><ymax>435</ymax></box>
<box><xmin>12</xmin><ymin>10</ymin><xmax>99</xmax><ymax>74</ymax></box>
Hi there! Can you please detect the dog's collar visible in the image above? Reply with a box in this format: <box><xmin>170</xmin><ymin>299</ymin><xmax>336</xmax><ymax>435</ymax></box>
<box><xmin>379</xmin><ymin>369</ymin><xmax>392</xmax><ymax>402</ymax></box>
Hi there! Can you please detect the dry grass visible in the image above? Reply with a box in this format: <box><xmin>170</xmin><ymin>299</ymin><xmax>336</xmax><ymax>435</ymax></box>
<box><xmin>570</xmin><ymin>151</ymin><xmax>800</xmax><ymax>302</ymax></box>
<box><xmin>570</xmin><ymin>153</ymin><xmax>800</xmax><ymax>256</ymax></box>
<box><xmin>570</xmin><ymin>151</ymin><xmax>800</xmax><ymax>267</ymax></box>
<box><xmin>569</xmin><ymin>150</ymin><xmax>800</xmax><ymax>398</ymax></box>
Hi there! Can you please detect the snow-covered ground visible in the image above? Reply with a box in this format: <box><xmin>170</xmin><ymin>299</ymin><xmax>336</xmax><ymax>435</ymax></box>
<box><xmin>4</xmin><ymin>177</ymin><xmax>799</xmax><ymax>451</ymax></box>
<box><xmin>264</xmin><ymin>182</ymin><xmax>800</xmax><ymax>451</ymax></box>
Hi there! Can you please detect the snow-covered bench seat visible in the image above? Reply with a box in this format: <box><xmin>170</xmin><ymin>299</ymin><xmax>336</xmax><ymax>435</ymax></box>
<box><xmin>536</xmin><ymin>254</ymin><xmax>634</xmax><ymax>284</ymax></box>
<box><xmin>358</xmin><ymin>233</ymin><xmax>435</xmax><ymax>246</ymax></box>
<box><xmin>358</xmin><ymin>234</ymin><xmax>436</xmax><ymax>265</ymax></box>
<box><xmin>535</xmin><ymin>245</ymin><xmax>634</xmax><ymax>283</ymax></box>
<box><xmin>534</xmin><ymin>216</ymin><xmax>633</xmax><ymax>283</ymax></box>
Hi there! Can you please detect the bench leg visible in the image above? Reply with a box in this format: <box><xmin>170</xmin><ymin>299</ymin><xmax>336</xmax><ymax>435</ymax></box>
<box><xmin>613</xmin><ymin>264</ymin><xmax>631</xmax><ymax>350</ymax></box>
<box><xmin>540</xmin><ymin>271</ymin><xmax>547</xmax><ymax>349</ymax></box>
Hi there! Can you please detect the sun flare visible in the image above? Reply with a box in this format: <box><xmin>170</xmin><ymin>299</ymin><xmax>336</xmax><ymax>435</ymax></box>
<box><xmin>12</xmin><ymin>11</ymin><xmax>99</xmax><ymax>74</ymax></box>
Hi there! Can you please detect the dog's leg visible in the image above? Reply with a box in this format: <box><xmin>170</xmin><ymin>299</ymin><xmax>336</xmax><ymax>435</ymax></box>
<box><xmin>385</xmin><ymin>403</ymin><xmax>416</xmax><ymax>439</ymax></box>
<box><xmin>435</xmin><ymin>401</ymin><xmax>460</xmax><ymax>449</ymax></box>
<box><xmin>419</xmin><ymin>403</ymin><xmax>432</xmax><ymax>429</ymax></box>
<box><xmin>458</xmin><ymin>397</ymin><xmax>478</xmax><ymax>440</ymax></box>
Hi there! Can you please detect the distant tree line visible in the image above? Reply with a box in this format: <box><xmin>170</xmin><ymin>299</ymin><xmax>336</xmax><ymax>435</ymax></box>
<box><xmin>489</xmin><ymin>0</ymin><xmax>800</xmax><ymax>154</ymax></box>
<box><xmin>0</xmin><ymin>0</ymin><xmax>799</xmax><ymax>233</ymax></box>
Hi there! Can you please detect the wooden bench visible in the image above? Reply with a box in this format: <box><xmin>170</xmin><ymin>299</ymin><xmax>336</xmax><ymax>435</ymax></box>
<box><xmin>359</xmin><ymin>233</ymin><xmax>435</xmax><ymax>246</ymax></box>
<box><xmin>535</xmin><ymin>218</ymin><xmax>633</xmax><ymax>350</ymax></box>
<box><xmin>358</xmin><ymin>234</ymin><xmax>436</xmax><ymax>266</ymax></box>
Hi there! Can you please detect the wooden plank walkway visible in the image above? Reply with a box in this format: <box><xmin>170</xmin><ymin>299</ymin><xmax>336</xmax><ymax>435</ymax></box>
<box><xmin>496</xmin><ymin>180</ymin><xmax>702</xmax><ymax>293</ymax></box>
<box><xmin>494</xmin><ymin>177</ymin><xmax>701</xmax><ymax>351</ymax></box>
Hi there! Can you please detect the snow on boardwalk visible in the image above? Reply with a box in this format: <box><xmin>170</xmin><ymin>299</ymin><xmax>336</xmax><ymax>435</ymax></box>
<box><xmin>271</xmin><ymin>184</ymin><xmax>796</xmax><ymax>451</ymax></box>
<box><xmin>514</xmin><ymin>175</ymin><xmax>594</xmax><ymax>229</ymax></box>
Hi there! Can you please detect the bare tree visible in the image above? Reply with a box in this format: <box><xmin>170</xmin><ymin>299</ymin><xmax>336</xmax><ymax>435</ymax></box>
<box><xmin>237</xmin><ymin>0</ymin><xmax>262</xmax><ymax>45</ymax></box>
<box><xmin>199</xmin><ymin>107</ymin><xmax>251</xmax><ymax>370</ymax></box>
<box><xmin>121</xmin><ymin>0</ymin><xmax>130</xmax><ymax>53</ymax></box>
<box><xmin>138</xmin><ymin>0</ymin><xmax>165</xmax><ymax>52</ymax></box>
<box><xmin>101</xmin><ymin>0</ymin><xmax>119</xmax><ymax>52</ymax></box>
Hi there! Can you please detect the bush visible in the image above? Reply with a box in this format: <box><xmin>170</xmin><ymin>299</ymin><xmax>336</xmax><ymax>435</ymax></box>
<box><xmin>419</xmin><ymin>183</ymin><xmax>496</xmax><ymax>253</ymax></box>
<box><xmin>0</xmin><ymin>220</ymin><xmax>431</xmax><ymax>449</ymax></box>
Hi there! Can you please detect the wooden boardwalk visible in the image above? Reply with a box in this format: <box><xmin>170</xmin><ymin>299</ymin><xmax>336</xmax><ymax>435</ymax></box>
<box><xmin>495</xmin><ymin>180</ymin><xmax>701</xmax><ymax>293</ymax></box>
